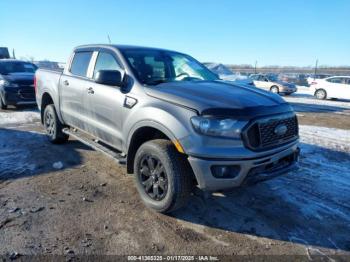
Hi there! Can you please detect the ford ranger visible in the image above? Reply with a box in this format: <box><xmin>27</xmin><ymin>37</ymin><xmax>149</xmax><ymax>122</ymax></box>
<box><xmin>35</xmin><ymin>45</ymin><xmax>299</xmax><ymax>213</ymax></box>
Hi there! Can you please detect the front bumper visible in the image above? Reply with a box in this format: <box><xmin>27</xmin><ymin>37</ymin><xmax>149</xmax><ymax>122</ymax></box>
<box><xmin>3</xmin><ymin>88</ymin><xmax>36</xmax><ymax>105</ymax></box>
<box><xmin>280</xmin><ymin>86</ymin><xmax>296</xmax><ymax>94</ymax></box>
<box><xmin>188</xmin><ymin>144</ymin><xmax>299</xmax><ymax>191</ymax></box>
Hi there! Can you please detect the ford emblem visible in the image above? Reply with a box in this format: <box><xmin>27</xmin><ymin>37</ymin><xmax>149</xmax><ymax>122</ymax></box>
<box><xmin>274</xmin><ymin>124</ymin><xmax>288</xmax><ymax>136</ymax></box>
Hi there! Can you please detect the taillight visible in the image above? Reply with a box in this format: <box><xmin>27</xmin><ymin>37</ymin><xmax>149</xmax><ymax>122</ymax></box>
<box><xmin>310</xmin><ymin>81</ymin><xmax>317</xmax><ymax>85</ymax></box>
<box><xmin>34</xmin><ymin>75</ymin><xmax>37</xmax><ymax>93</ymax></box>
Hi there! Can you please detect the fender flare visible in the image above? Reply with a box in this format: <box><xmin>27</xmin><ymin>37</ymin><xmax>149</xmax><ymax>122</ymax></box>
<box><xmin>125</xmin><ymin>120</ymin><xmax>178</xmax><ymax>152</ymax></box>
<box><xmin>40</xmin><ymin>90</ymin><xmax>65</xmax><ymax>124</ymax></box>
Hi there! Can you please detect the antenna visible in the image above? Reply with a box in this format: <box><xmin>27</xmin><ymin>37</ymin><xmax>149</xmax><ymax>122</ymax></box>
<box><xmin>107</xmin><ymin>34</ymin><xmax>112</xmax><ymax>44</ymax></box>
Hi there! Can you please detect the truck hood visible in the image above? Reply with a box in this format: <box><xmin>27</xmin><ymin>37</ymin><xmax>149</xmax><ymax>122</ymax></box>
<box><xmin>145</xmin><ymin>81</ymin><xmax>293</xmax><ymax>119</ymax></box>
<box><xmin>2</xmin><ymin>73</ymin><xmax>35</xmax><ymax>85</ymax></box>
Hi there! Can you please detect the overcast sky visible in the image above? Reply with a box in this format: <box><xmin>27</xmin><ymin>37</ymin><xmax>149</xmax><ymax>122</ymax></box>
<box><xmin>1</xmin><ymin>0</ymin><xmax>349</xmax><ymax>66</ymax></box>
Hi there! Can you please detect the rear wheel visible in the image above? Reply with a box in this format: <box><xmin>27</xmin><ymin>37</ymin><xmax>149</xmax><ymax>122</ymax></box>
<box><xmin>43</xmin><ymin>104</ymin><xmax>69</xmax><ymax>144</ymax></box>
<box><xmin>134</xmin><ymin>139</ymin><xmax>193</xmax><ymax>213</ymax></box>
<box><xmin>270</xmin><ymin>85</ymin><xmax>279</xmax><ymax>94</ymax></box>
<box><xmin>315</xmin><ymin>89</ymin><xmax>327</xmax><ymax>100</ymax></box>
<box><xmin>0</xmin><ymin>95</ymin><xmax>7</xmax><ymax>110</ymax></box>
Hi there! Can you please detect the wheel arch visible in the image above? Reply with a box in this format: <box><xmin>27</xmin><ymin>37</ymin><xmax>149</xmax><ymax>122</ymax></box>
<box><xmin>126</xmin><ymin>121</ymin><xmax>179</xmax><ymax>174</ymax></box>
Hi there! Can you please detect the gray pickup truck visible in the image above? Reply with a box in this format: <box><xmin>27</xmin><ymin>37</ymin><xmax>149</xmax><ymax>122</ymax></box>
<box><xmin>35</xmin><ymin>44</ymin><xmax>299</xmax><ymax>213</ymax></box>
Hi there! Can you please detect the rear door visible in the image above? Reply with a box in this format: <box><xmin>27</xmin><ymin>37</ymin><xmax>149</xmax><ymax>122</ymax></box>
<box><xmin>251</xmin><ymin>75</ymin><xmax>264</xmax><ymax>89</ymax></box>
<box><xmin>254</xmin><ymin>75</ymin><xmax>270</xmax><ymax>90</ymax></box>
<box><xmin>83</xmin><ymin>50</ymin><xmax>125</xmax><ymax>149</ymax></box>
<box><xmin>59</xmin><ymin>51</ymin><xmax>94</xmax><ymax>130</ymax></box>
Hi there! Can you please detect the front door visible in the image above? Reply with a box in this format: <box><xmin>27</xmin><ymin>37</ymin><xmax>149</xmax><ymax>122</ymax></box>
<box><xmin>83</xmin><ymin>50</ymin><xmax>125</xmax><ymax>149</ymax></box>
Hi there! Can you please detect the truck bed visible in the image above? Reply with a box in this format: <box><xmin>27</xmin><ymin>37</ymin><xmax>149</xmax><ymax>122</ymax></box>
<box><xmin>35</xmin><ymin>68</ymin><xmax>63</xmax><ymax>111</ymax></box>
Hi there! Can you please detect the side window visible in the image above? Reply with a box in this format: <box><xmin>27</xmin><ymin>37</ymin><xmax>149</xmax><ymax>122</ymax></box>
<box><xmin>93</xmin><ymin>52</ymin><xmax>122</xmax><ymax>77</ymax></box>
<box><xmin>346</xmin><ymin>78</ymin><xmax>350</xmax><ymax>85</ymax></box>
<box><xmin>70</xmin><ymin>51</ymin><xmax>93</xmax><ymax>77</ymax></box>
<box><xmin>327</xmin><ymin>77</ymin><xmax>341</xmax><ymax>84</ymax></box>
<box><xmin>258</xmin><ymin>75</ymin><xmax>265</xmax><ymax>81</ymax></box>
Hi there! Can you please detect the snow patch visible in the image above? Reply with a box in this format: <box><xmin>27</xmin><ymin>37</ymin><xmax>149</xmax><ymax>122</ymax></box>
<box><xmin>0</xmin><ymin>110</ymin><xmax>40</xmax><ymax>126</ymax></box>
<box><xmin>284</xmin><ymin>92</ymin><xmax>350</xmax><ymax>110</ymax></box>
<box><xmin>300</xmin><ymin>125</ymin><xmax>350</xmax><ymax>152</ymax></box>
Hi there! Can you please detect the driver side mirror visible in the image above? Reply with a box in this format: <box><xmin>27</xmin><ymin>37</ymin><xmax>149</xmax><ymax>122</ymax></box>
<box><xmin>94</xmin><ymin>70</ymin><xmax>123</xmax><ymax>87</ymax></box>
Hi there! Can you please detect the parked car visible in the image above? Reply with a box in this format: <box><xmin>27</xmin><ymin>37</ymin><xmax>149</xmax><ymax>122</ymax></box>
<box><xmin>311</xmin><ymin>76</ymin><xmax>350</xmax><ymax>100</ymax></box>
<box><xmin>35</xmin><ymin>44</ymin><xmax>300</xmax><ymax>213</ymax></box>
<box><xmin>0</xmin><ymin>59</ymin><xmax>38</xmax><ymax>109</ymax></box>
<box><xmin>306</xmin><ymin>74</ymin><xmax>331</xmax><ymax>86</ymax></box>
<box><xmin>0</xmin><ymin>47</ymin><xmax>10</xmax><ymax>59</ymax></box>
<box><xmin>249</xmin><ymin>74</ymin><xmax>297</xmax><ymax>95</ymax></box>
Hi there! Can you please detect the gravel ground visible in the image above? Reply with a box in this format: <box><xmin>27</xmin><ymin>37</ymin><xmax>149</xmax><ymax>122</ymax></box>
<box><xmin>0</xmin><ymin>98</ymin><xmax>350</xmax><ymax>260</ymax></box>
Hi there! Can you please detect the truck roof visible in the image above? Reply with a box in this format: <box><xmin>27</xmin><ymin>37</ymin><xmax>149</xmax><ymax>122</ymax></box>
<box><xmin>74</xmin><ymin>44</ymin><xmax>180</xmax><ymax>53</ymax></box>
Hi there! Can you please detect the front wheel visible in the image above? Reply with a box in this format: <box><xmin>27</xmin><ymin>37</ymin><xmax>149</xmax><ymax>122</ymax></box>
<box><xmin>134</xmin><ymin>139</ymin><xmax>193</xmax><ymax>213</ymax></box>
<box><xmin>43</xmin><ymin>104</ymin><xmax>69</xmax><ymax>144</ymax></box>
<box><xmin>314</xmin><ymin>89</ymin><xmax>327</xmax><ymax>100</ymax></box>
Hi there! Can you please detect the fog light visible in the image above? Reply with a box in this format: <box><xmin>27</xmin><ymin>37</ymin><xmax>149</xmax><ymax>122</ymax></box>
<box><xmin>211</xmin><ymin>165</ymin><xmax>241</xmax><ymax>179</ymax></box>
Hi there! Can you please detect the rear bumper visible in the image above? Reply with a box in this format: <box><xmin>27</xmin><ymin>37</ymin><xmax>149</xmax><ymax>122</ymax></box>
<box><xmin>3</xmin><ymin>89</ymin><xmax>36</xmax><ymax>105</ymax></box>
<box><xmin>188</xmin><ymin>144</ymin><xmax>299</xmax><ymax>191</ymax></box>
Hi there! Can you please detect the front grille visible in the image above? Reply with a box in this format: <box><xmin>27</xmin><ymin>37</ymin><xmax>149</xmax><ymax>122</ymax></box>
<box><xmin>15</xmin><ymin>80</ymin><xmax>34</xmax><ymax>86</ymax></box>
<box><xmin>18</xmin><ymin>89</ymin><xmax>35</xmax><ymax>99</ymax></box>
<box><xmin>244</xmin><ymin>115</ymin><xmax>298</xmax><ymax>150</ymax></box>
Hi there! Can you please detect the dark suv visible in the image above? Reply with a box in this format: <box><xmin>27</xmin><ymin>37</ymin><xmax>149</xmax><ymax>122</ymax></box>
<box><xmin>0</xmin><ymin>60</ymin><xmax>38</xmax><ymax>109</ymax></box>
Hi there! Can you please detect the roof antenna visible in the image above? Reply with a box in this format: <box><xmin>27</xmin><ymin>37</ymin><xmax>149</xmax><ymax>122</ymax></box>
<box><xmin>107</xmin><ymin>34</ymin><xmax>112</xmax><ymax>44</ymax></box>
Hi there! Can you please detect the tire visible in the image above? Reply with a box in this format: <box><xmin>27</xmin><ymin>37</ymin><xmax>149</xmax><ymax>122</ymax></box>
<box><xmin>43</xmin><ymin>104</ymin><xmax>69</xmax><ymax>144</ymax></box>
<box><xmin>134</xmin><ymin>139</ymin><xmax>193</xmax><ymax>213</ymax></box>
<box><xmin>270</xmin><ymin>85</ymin><xmax>279</xmax><ymax>94</ymax></box>
<box><xmin>0</xmin><ymin>95</ymin><xmax>7</xmax><ymax>110</ymax></box>
<box><xmin>314</xmin><ymin>89</ymin><xmax>327</xmax><ymax>100</ymax></box>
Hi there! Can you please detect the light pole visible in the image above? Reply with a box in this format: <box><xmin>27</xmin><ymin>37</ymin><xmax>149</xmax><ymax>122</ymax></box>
<box><xmin>314</xmin><ymin>59</ymin><xmax>318</xmax><ymax>77</ymax></box>
<box><xmin>254</xmin><ymin>60</ymin><xmax>257</xmax><ymax>74</ymax></box>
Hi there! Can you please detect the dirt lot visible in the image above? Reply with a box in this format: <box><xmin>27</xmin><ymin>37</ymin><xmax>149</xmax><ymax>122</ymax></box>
<box><xmin>1</xmin><ymin>94</ymin><xmax>350</xmax><ymax>260</ymax></box>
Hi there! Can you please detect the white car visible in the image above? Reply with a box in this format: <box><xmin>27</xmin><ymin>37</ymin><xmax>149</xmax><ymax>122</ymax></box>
<box><xmin>311</xmin><ymin>76</ymin><xmax>350</xmax><ymax>100</ymax></box>
<box><xmin>249</xmin><ymin>74</ymin><xmax>297</xmax><ymax>95</ymax></box>
<box><xmin>306</xmin><ymin>74</ymin><xmax>331</xmax><ymax>86</ymax></box>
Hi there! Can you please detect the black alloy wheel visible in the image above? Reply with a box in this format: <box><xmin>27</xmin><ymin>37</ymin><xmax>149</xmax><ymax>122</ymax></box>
<box><xmin>139</xmin><ymin>155</ymin><xmax>168</xmax><ymax>201</ymax></box>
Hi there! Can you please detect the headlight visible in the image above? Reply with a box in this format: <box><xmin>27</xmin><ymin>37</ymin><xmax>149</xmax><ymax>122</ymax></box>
<box><xmin>0</xmin><ymin>79</ymin><xmax>18</xmax><ymax>87</ymax></box>
<box><xmin>191</xmin><ymin>116</ymin><xmax>247</xmax><ymax>138</ymax></box>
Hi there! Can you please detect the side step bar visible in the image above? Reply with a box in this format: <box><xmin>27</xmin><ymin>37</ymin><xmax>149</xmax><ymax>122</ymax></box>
<box><xmin>62</xmin><ymin>128</ymin><xmax>126</xmax><ymax>165</ymax></box>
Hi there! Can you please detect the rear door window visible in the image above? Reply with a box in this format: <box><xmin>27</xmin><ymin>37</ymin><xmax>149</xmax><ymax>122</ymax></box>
<box><xmin>70</xmin><ymin>51</ymin><xmax>93</xmax><ymax>77</ymax></box>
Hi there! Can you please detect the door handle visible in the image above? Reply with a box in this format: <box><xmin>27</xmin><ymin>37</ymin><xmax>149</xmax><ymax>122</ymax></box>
<box><xmin>87</xmin><ymin>87</ymin><xmax>94</xmax><ymax>94</ymax></box>
<box><xmin>63</xmin><ymin>80</ymin><xmax>69</xmax><ymax>86</ymax></box>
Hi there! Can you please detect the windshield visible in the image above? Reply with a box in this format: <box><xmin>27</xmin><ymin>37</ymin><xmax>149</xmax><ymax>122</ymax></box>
<box><xmin>0</xmin><ymin>62</ymin><xmax>38</xmax><ymax>75</ymax></box>
<box><xmin>121</xmin><ymin>49</ymin><xmax>219</xmax><ymax>85</ymax></box>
